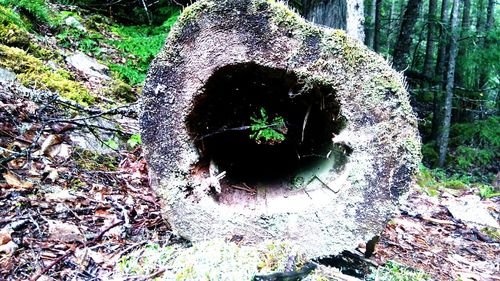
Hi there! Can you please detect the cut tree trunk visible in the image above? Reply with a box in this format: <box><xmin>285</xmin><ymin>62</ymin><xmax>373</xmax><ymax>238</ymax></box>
<box><xmin>141</xmin><ymin>0</ymin><xmax>421</xmax><ymax>258</ymax></box>
<box><xmin>438</xmin><ymin>0</ymin><xmax>461</xmax><ymax>167</ymax></box>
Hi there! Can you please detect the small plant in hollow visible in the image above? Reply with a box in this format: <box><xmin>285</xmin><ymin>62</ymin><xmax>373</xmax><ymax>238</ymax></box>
<box><xmin>249</xmin><ymin>107</ymin><xmax>287</xmax><ymax>145</ymax></box>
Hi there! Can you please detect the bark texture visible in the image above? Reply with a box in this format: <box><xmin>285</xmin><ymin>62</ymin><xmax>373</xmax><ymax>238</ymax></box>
<box><xmin>423</xmin><ymin>0</ymin><xmax>437</xmax><ymax>78</ymax></box>
<box><xmin>301</xmin><ymin>0</ymin><xmax>365</xmax><ymax>41</ymax></box>
<box><xmin>438</xmin><ymin>0</ymin><xmax>461</xmax><ymax>167</ymax></box>
<box><xmin>373</xmin><ymin>0</ymin><xmax>382</xmax><ymax>52</ymax></box>
<box><xmin>392</xmin><ymin>0</ymin><xmax>424</xmax><ymax>71</ymax></box>
<box><xmin>141</xmin><ymin>0</ymin><xmax>421</xmax><ymax>258</ymax></box>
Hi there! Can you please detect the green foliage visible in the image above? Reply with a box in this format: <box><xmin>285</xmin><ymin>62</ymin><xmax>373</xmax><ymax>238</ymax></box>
<box><xmin>127</xmin><ymin>134</ymin><xmax>142</xmax><ymax>149</ymax></box>
<box><xmin>450</xmin><ymin>117</ymin><xmax>500</xmax><ymax>148</ymax></box>
<box><xmin>250</xmin><ymin>108</ymin><xmax>287</xmax><ymax>145</ymax></box>
<box><xmin>421</xmin><ymin>142</ymin><xmax>438</xmax><ymax>167</ymax></box>
<box><xmin>106</xmin><ymin>11</ymin><xmax>179</xmax><ymax>85</ymax></box>
<box><xmin>445</xmin><ymin>117</ymin><xmax>499</xmax><ymax>181</ymax></box>
<box><xmin>368</xmin><ymin>260</ymin><xmax>431</xmax><ymax>281</ymax></box>
<box><xmin>454</xmin><ymin>146</ymin><xmax>495</xmax><ymax>171</ymax></box>
<box><xmin>56</xmin><ymin>27</ymin><xmax>103</xmax><ymax>54</ymax></box>
<box><xmin>478</xmin><ymin>185</ymin><xmax>500</xmax><ymax>199</ymax></box>
<box><xmin>103</xmin><ymin>138</ymin><xmax>119</xmax><ymax>150</ymax></box>
<box><xmin>0</xmin><ymin>0</ymin><xmax>56</xmax><ymax>26</ymax></box>
<box><xmin>0</xmin><ymin>5</ymin><xmax>29</xmax><ymax>30</ymax></box>
<box><xmin>481</xmin><ymin>227</ymin><xmax>500</xmax><ymax>240</ymax></box>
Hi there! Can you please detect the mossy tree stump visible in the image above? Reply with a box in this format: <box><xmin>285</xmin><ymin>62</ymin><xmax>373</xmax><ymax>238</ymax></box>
<box><xmin>141</xmin><ymin>0</ymin><xmax>421</xmax><ymax>258</ymax></box>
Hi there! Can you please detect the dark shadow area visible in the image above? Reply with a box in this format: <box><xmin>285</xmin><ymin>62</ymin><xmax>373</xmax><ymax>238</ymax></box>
<box><xmin>186</xmin><ymin>63</ymin><xmax>350</xmax><ymax>186</ymax></box>
<box><xmin>315</xmin><ymin>251</ymin><xmax>374</xmax><ymax>278</ymax></box>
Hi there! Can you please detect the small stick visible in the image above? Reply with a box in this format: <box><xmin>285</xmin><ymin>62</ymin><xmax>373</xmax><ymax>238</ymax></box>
<box><xmin>301</xmin><ymin>104</ymin><xmax>312</xmax><ymax>143</ymax></box>
<box><xmin>232</xmin><ymin>185</ymin><xmax>256</xmax><ymax>193</ymax></box>
<box><xmin>30</xmin><ymin>250</ymin><xmax>72</xmax><ymax>281</ymax></box>
<box><xmin>313</xmin><ymin>175</ymin><xmax>339</xmax><ymax>193</ymax></box>
<box><xmin>129</xmin><ymin>268</ymin><xmax>166</xmax><ymax>281</ymax></box>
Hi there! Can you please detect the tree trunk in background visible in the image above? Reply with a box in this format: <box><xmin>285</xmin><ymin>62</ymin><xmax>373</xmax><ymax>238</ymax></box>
<box><xmin>435</xmin><ymin>0</ymin><xmax>450</xmax><ymax>81</ymax></box>
<box><xmin>365</xmin><ymin>0</ymin><xmax>376</xmax><ymax>47</ymax></box>
<box><xmin>431</xmin><ymin>0</ymin><xmax>450</xmax><ymax>141</ymax></box>
<box><xmin>301</xmin><ymin>0</ymin><xmax>365</xmax><ymax>41</ymax></box>
<box><xmin>392</xmin><ymin>0</ymin><xmax>424</xmax><ymax>71</ymax></box>
<box><xmin>373</xmin><ymin>0</ymin><xmax>383</xmax><ymax>52</ymax></box>
<box><xmin>456</xmin><ymin>0</ymin><xmax>471</xmax><ymax>86</ymax></box>
<box><xmin>423</xmin><ymin>0</ymin><xmax>437</xmax><ymax>77</ymax></box>
<box><xmin>386</xmin><ymin>0</ymin><xmax>396</xmax><ymax>51</ymax></box>
<box><xmin>477</xmin><ymin>0</ymin><xmax>495</xmax><ymax>117</ymax></box>
<box><xmin>438</xmin><ymin>0</ymin><xmax>461</xmax><ymax>167</ymax></box>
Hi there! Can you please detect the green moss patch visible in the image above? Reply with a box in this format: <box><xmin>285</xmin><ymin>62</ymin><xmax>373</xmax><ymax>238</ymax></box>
<box><xmin>0</xmin><ymin>44</ymin><xmax>94</xmax><ymax>105</ymax></box>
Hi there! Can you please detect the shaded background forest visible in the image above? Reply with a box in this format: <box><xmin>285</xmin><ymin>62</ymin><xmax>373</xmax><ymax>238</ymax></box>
<box><xmin>0</xmin><ymin>0</ymin><xmax>498</xmax><ymax>184</ymax></box>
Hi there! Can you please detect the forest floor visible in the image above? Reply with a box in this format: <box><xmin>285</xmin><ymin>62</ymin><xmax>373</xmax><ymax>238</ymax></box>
<box><xmin>0</xmin><ymin>81</ymin><xmax>499</xmax><ymax>280</ymax></box>
<box><xmin>0</xmin><ymin>2</ymin><xmax>499</xmax><ymax>280</ymax></box>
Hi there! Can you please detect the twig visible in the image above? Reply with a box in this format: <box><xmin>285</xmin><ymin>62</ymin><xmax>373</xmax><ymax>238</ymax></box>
<box><xmin>48</xmin><ymin>103</ymin><xmax>137</xmax><ymax>124</ymax></box>
<box><xmin>128</xmin><ymin>268</ymin><xmax>166</xmax><ymax>281</ymax></box>
<box><xmin>196</xmin><ymin>122</ymin><xmax>285</xmax><ymax>140</ymax></box>
<box><xmin>30</xmin><ymin>220</ymin><xmax>124</xmax><ymax>281</ymax></box>
<box><xmin>87</xmin><ymin>220</ymin><xmax>124</xmax><ymax>246</ymax></box>
<box><xmin>30</xmin><ymin>250</ymin><xmax>73</xmax><ymax>281</ymax></box>
<box><xmin>231</xmin><ymin>185</ymin><xmax>256</xmax><ymax>193</ymax></box>
<box><xmin>301</xmin><ymin>104</ymin><xmax>312</xmax><ymax>143</ymax></box>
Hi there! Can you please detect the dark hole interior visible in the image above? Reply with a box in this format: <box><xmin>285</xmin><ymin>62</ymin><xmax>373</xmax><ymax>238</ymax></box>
<box><xmin>186</xmin><ymin>63</ymin><xmax>349</xmax><ymax>187</ymax></box>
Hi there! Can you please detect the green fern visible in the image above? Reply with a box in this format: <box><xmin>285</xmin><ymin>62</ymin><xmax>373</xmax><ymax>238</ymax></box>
<box><xmin>249</xmin><ymin>108</ymin><xmax>287</xmax><ymax>145</ymax></box>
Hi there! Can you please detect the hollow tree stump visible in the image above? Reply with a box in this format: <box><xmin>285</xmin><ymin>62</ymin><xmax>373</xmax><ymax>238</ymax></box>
<box><xmin>140</xmin><ymin>0</ymin><xmax>421</xmax><ymax>258</ymax></box>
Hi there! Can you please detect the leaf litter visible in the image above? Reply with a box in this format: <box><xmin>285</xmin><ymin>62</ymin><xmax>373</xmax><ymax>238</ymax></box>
<box><xmin>0</xmin><ymin>80</ymin><xmax>499</xmax><ymax>280</ymax></box>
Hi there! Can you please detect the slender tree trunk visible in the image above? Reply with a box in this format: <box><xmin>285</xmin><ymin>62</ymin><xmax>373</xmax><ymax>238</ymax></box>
<box><xmin>455</xmin><ymin>0</ymin><xmax>471</xmax><ymax>87</ymax></box>
<box><xmin>476</xmin><ymin>0</ymin><xmax>485</xmax><ymax>34</ymax></box>
<box><xmin>386</xmin><ymin>0</ymin><xmax>396</xmax><ymax>51</ymax></box>
<box><xmin>476</xmin><ymin>0</ymin><xmax>495</xmax><ymax>118</ymax></box>
<box><xmin>373</xmin><ymin>0</ymin><xmax>383</xmax><ymax>52</ymax></box>
<box><xmin>431</xmin><ymin>0</ymin><xmax>450</xmax><ymax>141</ymax></box>
<box><xmin>423</xmin><ymin>0</ymin><xmax>437</xmax><ymax>77</ymax></box>
<box><xmin>438</xmin><ymin>0</ymin><xmax>461</xmax><ymax>167</ymax></box>
<box><xmin>392</xmin><ymin>0</ymin><xmax>424</xmax><ymax>71</ymax></box>
<box><xmin>365</xmin><ymin>0</ymin><xmax>376</xmax><ymax>47</ymax></box>
<box><xmin>435</xmin><ymin>0</ymin><xmax>450</xmax><ymax>81</ymax></box>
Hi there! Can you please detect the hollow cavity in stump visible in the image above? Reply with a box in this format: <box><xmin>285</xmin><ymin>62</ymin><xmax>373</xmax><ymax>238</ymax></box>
<box><xmin>186</xmin><ymin>63</ymin><xmax>351</xmax><ymax>201</ymax></box>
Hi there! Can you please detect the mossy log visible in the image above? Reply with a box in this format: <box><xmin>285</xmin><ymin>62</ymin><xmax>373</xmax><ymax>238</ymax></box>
<box><xmin>141</xmin><ymin>0</ymin><xmax>421</xmax><ymax>258</ymax></box>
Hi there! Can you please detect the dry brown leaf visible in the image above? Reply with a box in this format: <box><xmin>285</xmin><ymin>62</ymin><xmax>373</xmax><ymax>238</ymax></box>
<box><xmin>0</xmin><ymin>241</ymin><xmax>18</xmax><ymax>255</ymax></box>
<box><xmin>0</xmin><ymin>231</ymin><xmax>12</xmax><ymax>245</ymax></box>
<box><xmin>38</xmin><ymin>134</ymin><xmax>63</xmax><ymax>156</ymax></box>
<box><xmin>2</xmin><ymin>171</ymin><xmax>33</xmax><ymax>189</ymax></box>
<box><xmin>47</xmin><ymin>220</ymin><xmax>84</xmax><ymax>243</ymax></box>
<box><xmin>47</xmin><ymin>143</ymin><xmax>71</xmax><ymax>160</ymax></box>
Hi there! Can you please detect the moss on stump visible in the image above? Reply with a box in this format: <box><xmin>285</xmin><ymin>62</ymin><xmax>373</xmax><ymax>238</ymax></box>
<box><xmin>141</xmin><ymin>0</ymin><xmax>421</xmax><ymax>259</ymax></box>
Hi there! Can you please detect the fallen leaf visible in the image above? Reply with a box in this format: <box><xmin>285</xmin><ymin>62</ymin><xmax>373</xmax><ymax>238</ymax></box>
<box><xmin>39</xmin><ymin>135</ymin><xmax>63</xmax><ymax>156</ymax></box>
<box><xmin>47</xmin><ymin>143</ymin><xmax>72</xmax><ymax>160</ymax></box>
<box><xmin>47</xmin><ymin>220</ymin><xmax>84</xmax><ymax>243</ymax></box>
<box><xmin>2</xmin><ymin>171</ymin><xmax>33</xmax><ymax>189</ymax></box>
<box><xmin>0</xmin><ymin>230</ymin><xmax>12</xmax><ymax>245</ymax></box>
<box><xmin>0</xmin><ymin>241</ymin><xmax>18</xmax><ymax>255</ymax></box>
<box><xmin>45</xmin><ymin>189</ymin><xmax>77</xmax><ymax>201</ymax></box>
